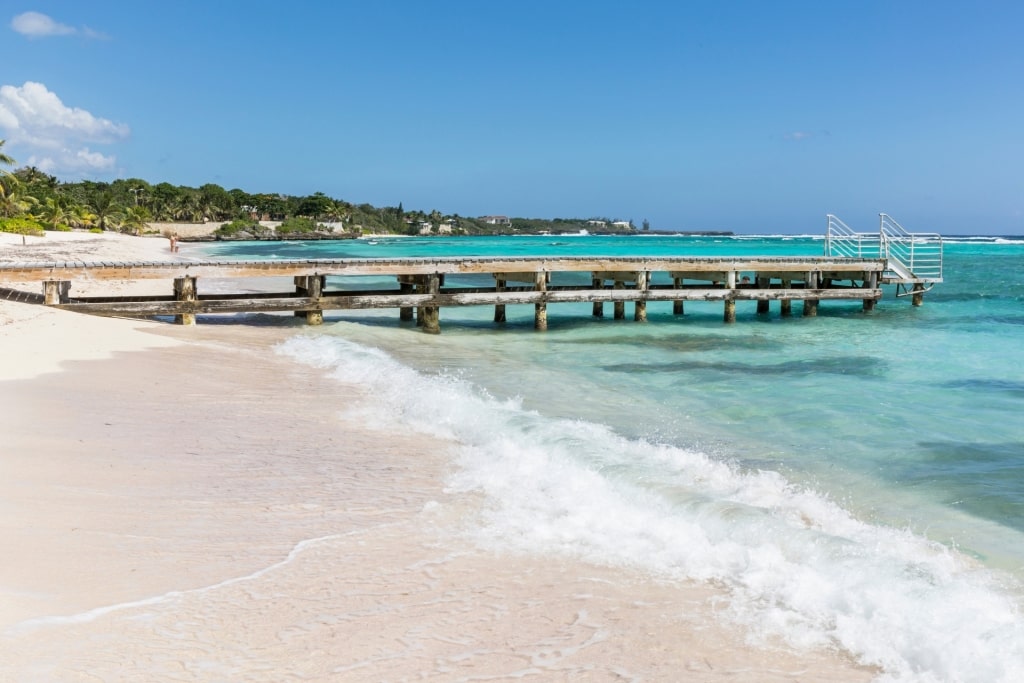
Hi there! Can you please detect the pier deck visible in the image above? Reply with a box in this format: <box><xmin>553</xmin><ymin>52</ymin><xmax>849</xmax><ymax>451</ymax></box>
<box><xmin>0</xmin><ymin>255</ymin><xmax>887</xmax><ymax>332</ymax></box>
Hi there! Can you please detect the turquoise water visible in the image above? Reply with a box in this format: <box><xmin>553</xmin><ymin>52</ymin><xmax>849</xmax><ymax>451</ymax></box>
<box><xmin>201</xmin><ymin>234</ymin><xmax>1024</xmax><ymax>681</ymax></box>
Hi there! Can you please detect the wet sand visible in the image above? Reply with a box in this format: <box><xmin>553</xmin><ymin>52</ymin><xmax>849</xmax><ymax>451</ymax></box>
<box><xmin>0</xmin><ymin>231</ymin><xmax>876</xmax><ymax>681</ymax></box>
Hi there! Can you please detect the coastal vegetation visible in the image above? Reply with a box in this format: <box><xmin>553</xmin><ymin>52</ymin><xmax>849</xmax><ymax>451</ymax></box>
<box><xmin>0</xmin><ymin>139</ymin><xmax>640</xmax><ymax>239</ymax></box>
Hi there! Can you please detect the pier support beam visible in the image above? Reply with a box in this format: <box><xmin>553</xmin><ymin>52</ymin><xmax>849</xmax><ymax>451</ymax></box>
<box><xmin>43</xmin><ymin>280</ymin><xmax>70</xmax><ymax>305</ymax></box>
<box><xmin>592</xmin><ymin>278</ymin><xmax>604</xmax><ymax>318</ymax></box>
<box><xmin>724</xmin><ymin>298</ymin><xmax>736</xmax><ymax>323</ymax></box>
<box><xmin>756</xmin><ymin>277</ymin><xmax>770</xmax><ymax>315</ymax></box>
<box><xmin>672</xmin><ymin>278</ymin><xmax>684</xmax><ymax>316</ymax></box>
<box><xmin>863</xmin><ymin>273</ymin><xmax>878</xmax><ymax>312</ymax></box>
<box><xmin>294</xmin><ymin>275</ymin><xmax>324</xmax><ymax>325</ymax></box>
<box><xmin>494</xmin><ymin>278</ymin><xmax>507</xmax><ymax>323</ymax></box>
<box><xmin>399</xmin><ymin>282</ymin><xmax>414</xmax><ymax>322</ymax></box>
<box><xmin>421</xmin><ymin>274</ymin><xmax>441</xmax><ymax>334</ymax></box>
<box><xmin>912</xmin><ymin>283</ymin><xmax>925</xmax><ymax>307</ymax></box>
<box><xmin>534</xmin><ymin>272</ymin><xmax>548</xmax><ymax>330</ymax></box>
<box><xmin>803</xmin><ymin>272</ymin><xmax>819</xmax><ymax>317</ymax></box>
<box><xmin>634</xmin><ymin>271</ymin><xmax>647</xmax><ymax>322</ymax></box>
<box><xmin>174</xmin><ymin>276</ymin><xmax>197</xmax><ymax>326</ymax></box>
<box><xmin>613</xmin><ymin>281</ymin><xmax>625</xmax><ymax>320</ymax></box>
<box><xmin>723</xmin><ymin>271</ymin><xmax>737</xmax><ymax>323</ymax></box>
<box><xmin>780</xmin><ymin>280</ymin><xmax>792</xmax><ymax>317</ymax></box>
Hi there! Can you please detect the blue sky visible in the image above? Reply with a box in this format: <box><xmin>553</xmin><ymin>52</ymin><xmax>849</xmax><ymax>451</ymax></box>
<box><xmin>2</xmin><ymin>1</ymin><xmax>1022</xmax><ymax>234</ymax></box>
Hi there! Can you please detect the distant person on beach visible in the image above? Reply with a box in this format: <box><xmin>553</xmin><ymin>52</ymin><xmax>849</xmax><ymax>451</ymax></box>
<box><xmin>169</xmin><ymin>234</ymin><xmax>179</xmax><ymax>253</ymax></box>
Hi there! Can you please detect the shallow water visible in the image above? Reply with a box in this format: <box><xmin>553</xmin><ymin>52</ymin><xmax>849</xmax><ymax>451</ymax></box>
<box><xmin>203</xmin><ymin>234</ymin><xmax>1024</xmax><ymax>681</ymax></box>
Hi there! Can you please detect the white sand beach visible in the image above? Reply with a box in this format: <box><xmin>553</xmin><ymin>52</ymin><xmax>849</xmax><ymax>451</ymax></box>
<box><xmin>0</xmin><ymin>231</ymin><xmax>876</xmax><ymax>681</ymax></box>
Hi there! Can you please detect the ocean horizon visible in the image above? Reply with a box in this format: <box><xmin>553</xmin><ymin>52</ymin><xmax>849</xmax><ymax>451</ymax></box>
<box><xmin>195</xmin><ymin>233</ymin><xmax>1024</xmax><ymax>681</ymax></box>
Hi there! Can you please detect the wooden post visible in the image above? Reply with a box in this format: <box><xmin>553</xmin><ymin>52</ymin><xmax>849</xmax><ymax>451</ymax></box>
<box><xmin>863</xmin><ymin>272</ymin><xmax>878</xmax><ymax>312</ymax></box>
<box><xmin>174</xmin><ymin>276</ymin><xmax>197</xmax><ymax>326</ymax></box>
<box><xmin>592</xmin><ymin>277</ymin><xmax>604</xmax><ymax>318</ymax></box>
<box><xmin>416</xmin><ymin>281</ymin><xmax>426</xmax><ymax>327</ymax></box>
<box><xmin>421</xmin><ymin>274</ymin><xmax>441</xmax><ymax>334</ymax></box>
<box><xmin>912</xmin><ymin>282</ymin><xmax>925</xmax><ymax>307</ymax></box>
<box><xmin>756</xmin><ymin>277</ymin><xmax>770</xmax><ymax>315</ymax></box>
<box><xmin>673</xmin><ymin>277</ymin><xmax>684</xmax><ymax>316</ymax></box>
<box><xmin>306</xmin><ymin>275</ymin><xmax>324</xmax><ymax>325</ymax></box>
<box><xmin>399</xmin><ymin>282</ymin><xmax>414</xmax><ymax>322</ymax></box>
<box><xmin>723</xmin><ymin>298</ymin><xmax>736</xmax><ymax>323</ymax></box>
<box><xmin>803</xmin><ymin>272</ymin><xmax>819</xmax><ymax>317</ymax></box>
<box><xmin>494</xmin><ymin>278</ymin><xmax>507</xmax><ymax>323</ymax></box>
<box><xmin>534</xmin><ymin>271</ymin><xmax>548</xmax><ymax>330</ymax></box>
<box><xmin>723</xmin><ymin>271</ymin><xmax>737</xmax><ymax>323</ymax></box>
<box><xmin>634</xmin><ymin>271</ymin><xmax>647</xmax><ymax>322</ymax></box>
<box><xmin>780</xmin><ymin>280</ymin><xmax>792</xmax><ymax>317</ymax></box>
<box><xmin>43</xmin><ymin>280</ymin><xmax>70</xmax><ymax>305</ymax></box>
<box><xmin>613</xmin><ymin>281</ymin><xmax>625</xmax><ymax>320</ymax></box>
<box><xmin>294</xmin><ymin>275</ymin><xmax>324</xmax><ymax>325</ymax></box>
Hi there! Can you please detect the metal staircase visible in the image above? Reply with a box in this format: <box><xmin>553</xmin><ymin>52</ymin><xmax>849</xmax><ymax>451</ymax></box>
<box><xmin>826</xmin><ymin>214</ymin><xmax>943</xmax><ymax>294</ymax></box>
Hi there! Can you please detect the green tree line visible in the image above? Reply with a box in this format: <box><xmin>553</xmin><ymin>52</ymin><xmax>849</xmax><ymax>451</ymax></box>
<box><xmin>1</xmin><ymin>139</ymin><xmax>638</xmax><ymax>238</ymax></box>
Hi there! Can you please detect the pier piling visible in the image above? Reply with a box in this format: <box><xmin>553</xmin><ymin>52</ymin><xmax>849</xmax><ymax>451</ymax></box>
<box><xmin>174</xmin><ymin>276</ymin><xmax>197</xmax><ymax>326</ymax></box>
<box><xmin>534</xmin><ymin>272</ymin><xmax>548</xmax><ymax>331</ymax></box>
<box><xmin>634</xmin><ymin>271</ymin><xmax>648</xmax><ymax>322</ymax></box>
<box><xmin>399</xmin><ymin>281</ymin><xmax>414</xmax><ymax>321</ymax></box>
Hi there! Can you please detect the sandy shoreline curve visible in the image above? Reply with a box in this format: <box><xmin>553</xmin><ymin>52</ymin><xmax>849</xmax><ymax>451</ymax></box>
<box><xmin>0</xmin><ymin>231</ymin><xmax>876</xmax><ymax>681</ymax></box>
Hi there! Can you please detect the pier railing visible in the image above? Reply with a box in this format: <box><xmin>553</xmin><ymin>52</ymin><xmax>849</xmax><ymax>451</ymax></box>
<box><xmin>825</xmin><ymin>214</ymin><xmax>943</xmax><ymax>284</ymax></box>
<box><xmin>878</xmin><ymin>213</ymin><xmax>943</xmax><ymax>282</ymax></box>
<box><xmin>826</xmin><ymin>215</ymin><xmax>883</xmax><ymax>259</ymax></box>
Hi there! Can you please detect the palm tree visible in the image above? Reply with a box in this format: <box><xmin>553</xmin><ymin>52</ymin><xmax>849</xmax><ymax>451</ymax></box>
<box><xmin>121</xmin><ymin>205</ymin><xmax>152</xmax><ymax>233</ymax></box>
<box><xmin>34</xmin><ymin>196</ymin><xmax>74</xmax><ymax>231</ymax></box>
<box><xmin>71</xmin><ymin>204</ymin><xmax>98</xmax><ymax>230</ymax></box>
<box><xmin>0</xmin><ymin>139</ymin><xmax>15</xmax><ymax>176</ymax></box>
<box><xmin>0</xmin><ymin>178</ymin><xmax>37</xmax><ymax>218</ymax></box>
<box><xmin>89</xmin><ymin>191</ymin><xmax>124</xmax><ymax>231</ymax></box>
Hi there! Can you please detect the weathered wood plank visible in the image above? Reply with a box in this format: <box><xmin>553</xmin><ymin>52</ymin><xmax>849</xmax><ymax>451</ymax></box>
<box><xmin>54</xmin><ymin>287</ymin><xmax>883</xmax><ymax>316</ymax></box>
<box><xmin>0</xmin><ymin>256</ymin><xmax>886</xmax><ymax>284</ymax></box>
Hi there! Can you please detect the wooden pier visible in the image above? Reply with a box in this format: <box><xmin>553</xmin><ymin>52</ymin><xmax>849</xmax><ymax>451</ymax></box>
<box><xmin>0</xmin><ymin>256</ymin><xmax>888</xmax><ymax>333</ymax></box>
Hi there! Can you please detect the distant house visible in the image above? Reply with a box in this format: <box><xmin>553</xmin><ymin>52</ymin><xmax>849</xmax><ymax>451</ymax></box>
<box><xmin>438</xmin><ymin>222</ymin><xmax>453</xmax><ymax>234</ymax></box>
<box><xmin>612</xmin><ymin>220</ymin><xmax>632</xmax><ymax>229</ymax></box>
<box><xmin>480</xmin><ymin>215</ymin><xmax>512</xmax><ymax>226</ymax></box>
<box><xmin>587</xmin><ymin>220</ymin><xmax>607</xmax><ymax>227</ymax></box>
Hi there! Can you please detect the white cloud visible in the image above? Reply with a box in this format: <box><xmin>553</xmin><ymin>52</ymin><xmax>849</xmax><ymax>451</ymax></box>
<box><xmin>28</xmin><ymin>148</ymin><xmax>117</xmax><ymax>174</ymax></box>
<box><xmin>0</xmin><ymin>81</ymin><xmax>129</xmax><ymax>176</ymax></box>
<box><xmin>11</xmin><ymin>11</ymin><xmax>75</xmax><ymax>37</ymax></box>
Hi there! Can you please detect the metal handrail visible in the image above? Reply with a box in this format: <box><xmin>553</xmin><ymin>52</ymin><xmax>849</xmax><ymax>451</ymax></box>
<box><xmin>825</xmin><ymin>214</ymin><xmax>882</xmax><ymax>259</ymax></box>
<box><xmin>879</xmin><ymin>214</ymin><xmax>943</xmax><ymax>281</ymax></box>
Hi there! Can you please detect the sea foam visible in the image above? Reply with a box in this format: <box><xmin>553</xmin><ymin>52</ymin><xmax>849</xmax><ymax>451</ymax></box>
<box><xmin>279</xmin><ymin>333</ymin><xmax>1024</xmax><ymax>682</ymax></box>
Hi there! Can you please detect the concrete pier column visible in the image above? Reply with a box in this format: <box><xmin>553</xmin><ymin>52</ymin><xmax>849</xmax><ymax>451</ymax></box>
<box><xmin>803</xmin><ymin>271</ymin><xmax>819</xmax><ymax>317</ymax></box>
<box><xmin>534</xmin><ymin>271</ymin><xmax>548</xmax><ymax>330</ymax></box>
<box><xmin>415</xmin><ymin>282</ymin><xmax>426</xmax><ymax>327</ymax></box>
<box><xmin>399</xmin><ymin>281</ymin><xmax>414</xmax><ymax>321</ymax></box>
<box><xmin>672</xmin><ymin>277</ymin><xmax>684</xmax><ymax>316</ymax></box>
<box><xmin>724</xmin><ymin>298</ymin><xmax>736</xmax><ymax>323</ymax></box>
<box><xmin>613</xmin><ymin>281</ymin><xmax>625</xmax><ymax>320</ymax></box>
<box><xmin>174</xmin><ymin>276</ymin><xmax>198</xmax><ymax>326</ymax></box>
<box><xmin>494</xmin><ymin>278</ymin><xmax>507</xmax><ymax>323</ymax></box>
<box><xmin>592</xmin><ymin>278</ymin><xmax>604</xmax><ymax>318</ymax></box>
<box><xmin>863</xmin><ymin>272</ymin><xmax>878</xmax><ymax>312</ymax></box>
<box><xmin>294</xmin><ymin>275</ymin><xmax>324</xmax><ymax>325</ymax></box>
<box><xmin>634</xmin><ymin>271</ymin><xmax>648</xmax><ymax>322</ymax></box>
<box><xmin>421</xmin><ymin>274</ymin><xmax>441</xmax><ymax>334</ymax></box>
<box><xmin>756</xmin><ymin>277</ymin><xmax>770</xmax><ymax>315</ymax></box>
<box><xmin>780</xmin><ymin>280</ymin><xmax>792</xmax><ymax>317</ymax></box>
<box><xmin>912</xmin><ymin>282</ymin><xmax>925</xmax><ymax>307</ymax></box>
<box><xmin>43</xmin><ymin>280</ymin><xmax>70</xmax><ymax>305</ymax></box>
